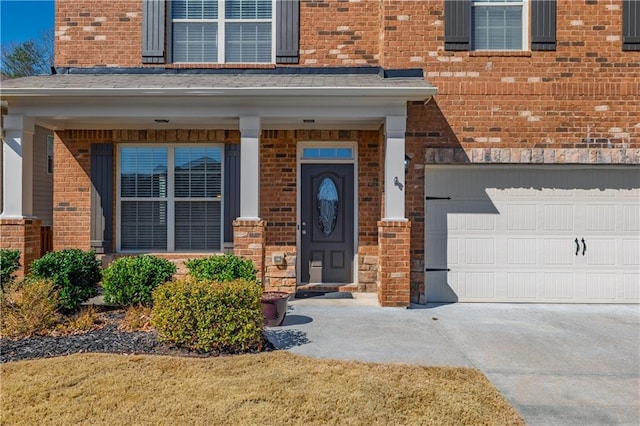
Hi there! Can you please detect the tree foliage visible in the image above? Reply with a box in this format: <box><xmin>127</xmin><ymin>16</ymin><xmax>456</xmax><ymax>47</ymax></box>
<box><xmin>1</xmin><ymin>29</ymin><xmax>54</xmax><ymax>79</ymax></box>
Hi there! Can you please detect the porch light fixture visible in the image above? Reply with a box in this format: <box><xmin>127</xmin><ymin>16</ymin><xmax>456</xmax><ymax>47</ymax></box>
<box><xmin>154</xmin><ymin>119</ymin><xmax>169</xmax><ymax>123</ymax></box>
<box><xmin>404</xmin><ymin>154</ymin><xmax>412</xmax><ymax>173</ymax></box>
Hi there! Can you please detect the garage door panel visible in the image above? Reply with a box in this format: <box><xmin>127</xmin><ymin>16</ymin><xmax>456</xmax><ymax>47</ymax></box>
<box><xmin>425</xmin><ymin>166</ymin><xmax>640</xmax><ymax>304</ymax></box>
<box><xmin>624</xmin><ymin>274</ymin><xmax>640</xmax><ymax>299</ymax></box>
<box><xmin>585</xmin><ymin>205</ymin><xmax>617</xmax><ymax>232</ymax></box>
<box><xmin>584</xmin><ymin>238</ymin><xmax>617</xmax><ymax>265</ymax></box>
<box><xmin>586</xmin><ymin>273</ymin><xmax>617</xmax><ymax>300</ymax></box>
<box><xmin>507</xmin><ymin>204</ymin><xmax>537</xmax><ymax>230</ymax></box>
<box><xmin>507</xmin><ymin>238</ymin><xmax>537</xmax><ymax>264</ymax></box>
<box><xmin>543</xmin><ymin>273</ymin><xmax>575</xmax><ymax>299</ymax></box>
<box><xmin>622</xmin><ymin>240</ymin><xmax>640</xmax><ymax>265</ymax></box>
<box><xmin>543</xmin><ymin>239</ymin><xmax>576</xmax><ymax>265</ymax></box>
<box><xmin>623</xmin><ymin>205</ymin><xmax>640</xmax><ymax>231</ymax></box>
<box><xmin>464</xmin><ymin>272</ymin><xmax>495</xmax><ymax>299</ymax></box>
<box><xmin>543</xmin><ymin>204</ymin><xmax>575</xmax><ymax>231</ymax></box>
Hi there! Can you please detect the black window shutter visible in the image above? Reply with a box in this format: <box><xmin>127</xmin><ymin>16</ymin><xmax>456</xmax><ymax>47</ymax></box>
<box><xmin>224</xmin><ymin>144</ymin><xmax>241</xmax><ymax>243</ymax></box>
<box><xmin>623</xmin><ymin>0</ymin><xmax>640</xmax><ymax>51</ymax></box>
<box><xmin>276</xmin><ymin>0</ymin><xmax>300</xmax><ymax>64</ymax></box>
<box><xmin>90</xmin><ymin>144</ymin><xmax>113</xmax><ymax>254</ymax></box>
<box><xmin>531</xmin><ymin>0</ymin><xmax>557</xmax><ymax>51</ymax></box>
<box><xmin>142</xmin><ymin>0</ymin><xmax>166</xmax><ymax>64</ymax></box>
<box><xmin>444</xmin><ymin>0</ymin><xmax>471</xmax><ymax>51</ymax></box>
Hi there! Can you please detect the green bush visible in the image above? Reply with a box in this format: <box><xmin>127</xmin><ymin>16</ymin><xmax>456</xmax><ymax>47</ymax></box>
<box><xmin>102</xmin><ymin>255</ymin><xmax>176</xmax><ymax>306</ymax></box>
<box><xmin>0</xmin><ymin>249</ymin><xmax>21</xmax><ymax>290</ymax></box>
<box><xmin>184</xmin><ymin>254</ymin><xmax>257</xmax><ymax>283</ymax></box>
<box><xmin>1</xmin><ymin>278</ymin><xmax>60</xmax><ymax>339</ymax></box>
<box><xmin>29</xmin><ymin>249</ymin><xmax>101</xmax><ymax>311</ymax></box>
<box><xmin>151</xmin><ymin>277</ymin><xmax>264</xmax><ymax>353</ymax></box>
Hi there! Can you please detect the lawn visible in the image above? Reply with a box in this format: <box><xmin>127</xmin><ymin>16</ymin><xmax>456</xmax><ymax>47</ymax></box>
<box><xmin>1</xmin><ymin>351</ymin><xmax>523</xmax><ymax>425</ymax></box>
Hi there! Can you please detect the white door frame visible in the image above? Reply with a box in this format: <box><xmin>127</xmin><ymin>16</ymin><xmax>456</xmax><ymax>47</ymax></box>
<box><xmin>296</xmin><ymin>141</ymin><xmax>359</xmax><ymax>285</ymax></box>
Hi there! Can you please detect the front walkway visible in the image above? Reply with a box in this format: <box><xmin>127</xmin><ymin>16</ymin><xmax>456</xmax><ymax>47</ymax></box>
<box><xmin>265</xmin><ymin>299</ymin><xmax>640</xmax><ymax>426</ymax></box>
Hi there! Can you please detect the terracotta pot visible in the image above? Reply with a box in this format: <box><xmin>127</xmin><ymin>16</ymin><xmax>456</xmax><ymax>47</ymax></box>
<box><xmin>260</xmin><ymin>291</ymin><xmax>289</xmax><ymax>327</ymax></box>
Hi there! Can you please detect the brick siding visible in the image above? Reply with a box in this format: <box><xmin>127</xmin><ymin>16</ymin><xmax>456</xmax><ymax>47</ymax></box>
<box><xmin>47</xmin><ymin>0</ymin><xmax>640</xmax><ymax>304</ymax></box>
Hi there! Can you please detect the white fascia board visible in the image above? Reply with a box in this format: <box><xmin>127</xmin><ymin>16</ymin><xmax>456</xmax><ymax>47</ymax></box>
<box><xmin>0</xmin><ymin>85</ymin><xmax>437</xmax><ymax>100</ymax></box>
<box><xmin>6</xmin><ymin>96</ymin><xmax>410</xmax><ymax>119</ymax></box>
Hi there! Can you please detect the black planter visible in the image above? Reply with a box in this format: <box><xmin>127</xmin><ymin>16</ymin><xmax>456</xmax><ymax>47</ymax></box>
<box><xmin>260</xmin><ymin>291</ymin><xmax>289</xmax><ymax>327</ymax></box>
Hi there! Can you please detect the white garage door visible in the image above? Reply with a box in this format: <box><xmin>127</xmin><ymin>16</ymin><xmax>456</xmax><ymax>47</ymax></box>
<box><xmin>425</xmin><ymin>166</ymin><xmax>640</xmax><ymax>303</ymax></box>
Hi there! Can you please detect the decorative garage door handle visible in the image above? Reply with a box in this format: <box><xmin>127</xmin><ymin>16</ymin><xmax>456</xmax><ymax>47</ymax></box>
<box><xmin>575</xmin><ymin>238</ymin><xmax>587</xmax><ymax>256</ymax></box>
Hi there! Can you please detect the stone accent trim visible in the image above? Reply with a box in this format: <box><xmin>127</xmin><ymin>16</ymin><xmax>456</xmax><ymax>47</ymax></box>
<box><xmin>233</xmin><ymin>219</ymin><xmax>266</xmax><ymax>287</ymax></box>
<box><xmin>0</xmin><ymin>218</ymin><xmax>42</xmax><ymax>279</ymax></box>
<box><xmin>377</xmin><ymin>220</ymin><xmax>411</xmax><ymax>307</ymax></box>
<box><xmin>424</xmin><ymin>148</ymin><xmax>640</xmax><ymax>164</ymax></box>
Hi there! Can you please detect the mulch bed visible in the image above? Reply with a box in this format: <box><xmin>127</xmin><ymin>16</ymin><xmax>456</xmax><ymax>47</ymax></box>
<box><xmin>0</xmin><ymin>310</ymin><xmax>274</xmax><ymax>363</ymax></box>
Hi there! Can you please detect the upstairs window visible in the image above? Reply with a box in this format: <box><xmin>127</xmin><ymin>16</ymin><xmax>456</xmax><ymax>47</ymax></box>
<box><xmin>445</xmin><ymin>0</ymin><xmax>553</xmax><ymax>52</ymax></box>
<box><xmin>171</xmin><ymin>0</ymin><xmax>273</xmax><ymax>63</ymax></box>
<box><xmin>472</xmin><ymin>0</ymin><xmax>526</xmax><ymax>50</ymax></box>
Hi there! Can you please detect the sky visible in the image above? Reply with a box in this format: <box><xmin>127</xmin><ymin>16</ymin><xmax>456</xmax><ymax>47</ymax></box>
<box><xmin>0</xmin><ymin>0</ymin><xmax>54</xmax><ymax>45</ymax></box>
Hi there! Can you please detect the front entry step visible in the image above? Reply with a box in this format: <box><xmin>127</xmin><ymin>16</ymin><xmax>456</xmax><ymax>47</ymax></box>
<box><xmin>296</xmin><ymin>283</ymin><xmax>357</xmax><ymax>293</ymax></box>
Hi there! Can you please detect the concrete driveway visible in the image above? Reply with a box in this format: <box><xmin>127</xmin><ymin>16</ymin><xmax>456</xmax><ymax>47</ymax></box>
<box><xmin>265</xmin><ymin>296</ymin><xmax>640</xmax><ymax>426</ymax></box>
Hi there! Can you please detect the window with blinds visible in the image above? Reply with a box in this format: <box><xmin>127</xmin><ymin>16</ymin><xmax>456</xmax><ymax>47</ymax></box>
<box><xmin>472</xmin><ymin>0</ymin><xmax>525</xmax><ymax>51</ymax></box>
<box><xmin>171</xmin><ymin>0</ymin><xmax>273</xmax><ymax>63</ymax></box>
<box><xmin>119</xmin><ymin>145</ymin><xmax>223</xmax><ymax>252</ymax></box>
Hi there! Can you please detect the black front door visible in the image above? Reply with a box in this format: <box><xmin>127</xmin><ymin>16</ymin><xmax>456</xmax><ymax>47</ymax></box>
<box><xmin>300</xmin><ymin>164</ymin><xmax>354</xmax><ymax>283</ymax></box>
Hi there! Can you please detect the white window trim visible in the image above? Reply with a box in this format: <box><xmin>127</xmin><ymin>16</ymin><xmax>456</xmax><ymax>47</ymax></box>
<box><xmin>116</xmin><ymin>143</ymin><xmax>225</xmax><ymax>253</ymax></box>
<box><xmin>471</xmin><ymin>0</ymin><xmax>529</xmax><ymax>51</ymax></box>
<box><xmin>171</xmin><ymin>0</ymin><xmax>276</xmax><ymax>64</ymax></box>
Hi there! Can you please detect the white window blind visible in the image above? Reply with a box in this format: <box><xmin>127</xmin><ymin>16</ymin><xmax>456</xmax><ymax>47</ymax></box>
<box><xmin>119</xmin><ymin>145</ymin><xmax>223</xmax><ymax>252</ymax></box>
<box><xmin>472</xmin><ymin>0</ymin><xmax>525</xmax><ymax>50</ymax></box>
<box><xmin>120</xmin><ymin>147</ymin><xmax>168</xmax><ymax>250</ymax></box>
<box><xmin>172</xmin><ymin>0</ymin><xmax>273</xmax><ymax>63</ymax></box>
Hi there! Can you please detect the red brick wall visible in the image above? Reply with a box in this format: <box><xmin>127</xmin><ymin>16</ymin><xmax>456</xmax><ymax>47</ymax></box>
<box><xmin>55</xmin><ymin>0</ymin><xmax>142</xmax><ymax>67</ymax></box>
<box><xmin>53</xmin><ymin>131</ymin><xmax>96</xmax><ymax>251</ymax></box>
<box><xmin>380</xmin><ymin>0</ymin><xmax>639</xmax><ymax>149</ymax></box>
<box><xmin>377</xmin><ymin>220</ymin><xmax>411</xmax><ymax>307</ymax></box>
<box><xmin>0</xmin><ymin>219</ymin><xmax>42</xmax><ymax>278</ymax></box>
<box><xmin>299</xmin><ymin>0</ymin><xmax>380</xmax><ymax>66</ymax></box>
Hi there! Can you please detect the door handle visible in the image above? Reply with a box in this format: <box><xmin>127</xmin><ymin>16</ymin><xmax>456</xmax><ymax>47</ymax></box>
<box><xmin>575</xmin><ymin>238</ymin><xmax>580</xmax><ymax>256</ymax></box>
<box><xmin>581</xmin><ymin>238</ymin><xmax>587</xmax><ymax>256</ymax></box>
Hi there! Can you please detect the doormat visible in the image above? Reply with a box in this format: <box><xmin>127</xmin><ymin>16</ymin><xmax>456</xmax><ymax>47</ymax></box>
<box><xmin>294</xmin><ymin>291</ymin><xmax>354</xmax><ymax>300</ymax></box>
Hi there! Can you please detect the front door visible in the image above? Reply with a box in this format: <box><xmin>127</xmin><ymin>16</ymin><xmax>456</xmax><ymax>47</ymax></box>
<box><xmin>300</xmin><ymin>164</ymin><xmax>354</xmax><ymax>283</ymax></box>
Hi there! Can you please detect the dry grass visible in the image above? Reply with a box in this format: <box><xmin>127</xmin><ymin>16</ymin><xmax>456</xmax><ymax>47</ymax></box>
<box><xmin>54</xmin><ymin>306</ymin><xmax>102</xmax><ymax>335</ymax></box>
<box><xmin>119</xmin><ymin>304</ymin><xmax>153</xmax><ymax>332</ymax></box>
<box><xmin>1</xmin><ymin>352</ymin><xmax>524</xmax><ymax>426</ymax></box>
<box><xmin>0</xmin><ymin>279</ymin><xmax>59</xmax><ymax>339</ymax></box>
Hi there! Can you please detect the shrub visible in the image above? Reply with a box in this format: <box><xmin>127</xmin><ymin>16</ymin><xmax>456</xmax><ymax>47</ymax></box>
<box><xmin>102</xmin><ymin>255</ymin><xmax>176</xmax><ymax>306</ymax></box>
<box><xmin>29</xmin><ymin>249</ymin><xmax>101</xmax><ymax>311</ymax></box>
<box><xmin>0</xmin><ymin>279</ymin><xmax>60</xmax><ymax>339</ymax></box>
<box><xmin>185</xmin><ymin>254</ymin><xmax>257</xmax><ymax>283</ymax></box>
<box><xmin>151</xmin><ymin>277</ymin><xmax>264</xmax><ymax>353</ymax></box>
<box><xmin>56</xmin><ymin>306</ymin><xmax>101</xmax><ymax>335</ymax></box>
<box><xmin>0</xmin><ymin>249</ymin><xmax>21</xmax><ymax>290</ymax></box>
<box><xmin>119</xmin><ymin>304</ymin><xmax>153</xmax><ymax>332</ymax></box>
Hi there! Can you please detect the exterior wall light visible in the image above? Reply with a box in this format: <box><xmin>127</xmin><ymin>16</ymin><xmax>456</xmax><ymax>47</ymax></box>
<box><xmin>404</xmin><ymin>154</ymin><xmax>411</xmax><ymax>173</ymax></box>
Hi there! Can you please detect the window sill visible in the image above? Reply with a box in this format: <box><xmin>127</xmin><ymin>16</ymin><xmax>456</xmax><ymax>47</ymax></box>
<box><xmin>165</xmin><ymin>63</ymin><xmax>276</xmax><ymax>69</ymax></box>
<box><xmin>469</xmin><ymin>51</ymin><xmax>532</xmax><ymax>57</ymax></box>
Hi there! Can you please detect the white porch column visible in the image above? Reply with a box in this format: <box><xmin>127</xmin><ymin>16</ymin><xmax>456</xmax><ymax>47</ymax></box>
<box><xmin>1</xmin><ymin>115</ymin><xmax>35</xmax><ymax>218</ymax></box>
<box><xmin>383</xmin><ymin>115</ymin><xmax>407</xmax><ymax>220</ymax></box>
<box><xmin>238</xmin><ymin>116</ymin><xmax>261</xmax><ymax>220</ymax></box>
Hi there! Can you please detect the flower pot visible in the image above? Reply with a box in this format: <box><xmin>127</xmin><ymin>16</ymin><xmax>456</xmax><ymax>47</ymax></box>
<box><xmin>260</xmin><ymin>291</ymin><xmax>289</xmax><ymax>327</ymax></box>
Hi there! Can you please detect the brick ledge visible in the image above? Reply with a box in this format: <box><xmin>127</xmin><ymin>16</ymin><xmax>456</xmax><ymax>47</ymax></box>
<box><xmin>424</xmin><ymin>147</ymin><xmax>640</xmax><ymax>164</ymax></box>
